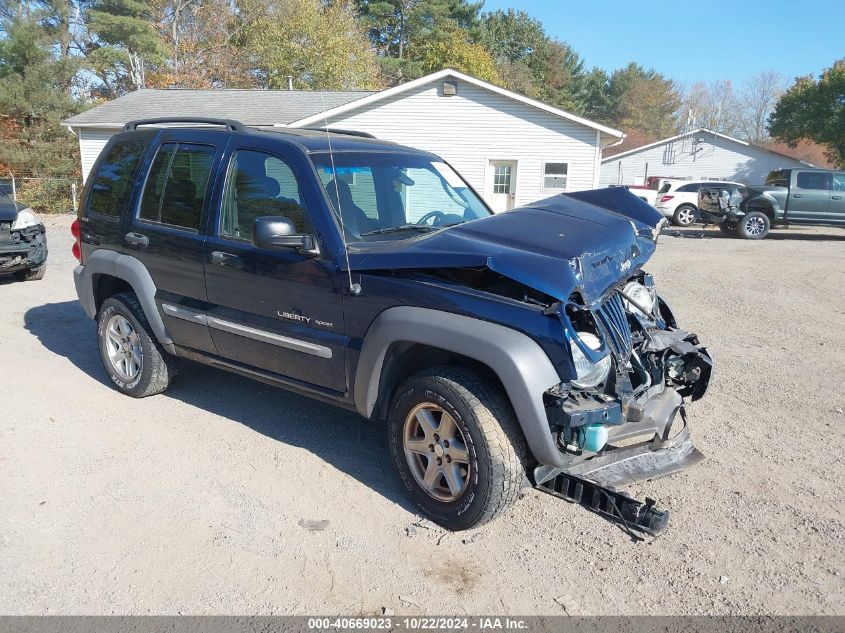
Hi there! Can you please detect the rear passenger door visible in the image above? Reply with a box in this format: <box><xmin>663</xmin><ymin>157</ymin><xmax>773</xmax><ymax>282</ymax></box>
<box><xmin>829</xmin><ymin>173</ymin><xmax>845</xmax><ymax>225</ymax></box>
<box><xmin>202</xmin><ymin>137</ymin><xmax>347</xmax><ymax>393</ymax></box>
<box><xmin>788</xmin><ymin>171</ymin><xmax>831</xmax><ymax>223</ymax></box>
<box><xmin>126</xmin><ymin>129</ymin><xmax>228</xmax><ymax>354</ymax></box>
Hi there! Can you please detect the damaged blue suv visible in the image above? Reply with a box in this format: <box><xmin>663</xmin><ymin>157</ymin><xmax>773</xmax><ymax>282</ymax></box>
<box><xmin>72</xmin><ymin>118</ymin><xmax>712</xmax><ymax>533</ymax></box>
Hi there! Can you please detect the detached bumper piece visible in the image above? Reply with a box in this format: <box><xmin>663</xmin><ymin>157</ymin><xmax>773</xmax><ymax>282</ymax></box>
<box><xmin>537</xmin><ymin>472</ymin><xmax>669</xmax><ymax>537</ymax></box>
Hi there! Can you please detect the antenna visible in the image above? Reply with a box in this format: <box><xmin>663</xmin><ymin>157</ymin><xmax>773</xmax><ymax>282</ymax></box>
<box><xmin>319</xmin><ymin>90</ymin><xmax>361</xmax><ymax>296</ymax></box>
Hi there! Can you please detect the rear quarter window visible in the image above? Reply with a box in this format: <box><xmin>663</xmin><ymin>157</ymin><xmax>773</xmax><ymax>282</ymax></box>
<box><xmin>87</xmin><ymin>140</ymin><xmax>148</xmax><ymax>217</ymax></box>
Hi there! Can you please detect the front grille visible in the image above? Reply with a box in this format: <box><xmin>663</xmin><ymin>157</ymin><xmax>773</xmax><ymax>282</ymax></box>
<box><xmin>593</xmin><ymin>292</ymin><xmax>633</xmax><ymax>361</ymax></box>
<box><xmin>0</xmin><ymin>222</ymin><xmax>10</xmax><ymax>240</ymax></box>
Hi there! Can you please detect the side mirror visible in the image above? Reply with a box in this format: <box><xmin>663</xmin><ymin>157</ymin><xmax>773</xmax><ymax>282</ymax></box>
<box><xmin>252</xmin><ymin>216</ymin><xmax>319</xmax><ymax>256</ymax></box>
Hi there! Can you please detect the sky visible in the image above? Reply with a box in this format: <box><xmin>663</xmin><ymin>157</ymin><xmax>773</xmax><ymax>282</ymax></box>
<box><xmin>481</xmin><ymin>0</ymin><xmax>841</xmax><ymax>88</ymax></box>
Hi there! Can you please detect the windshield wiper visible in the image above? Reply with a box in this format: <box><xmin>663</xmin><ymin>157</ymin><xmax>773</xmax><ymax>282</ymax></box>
<box><xmin>359</xmin><ymin>224</ymin><xmax>437</xmax><ymax>237</ymax></box>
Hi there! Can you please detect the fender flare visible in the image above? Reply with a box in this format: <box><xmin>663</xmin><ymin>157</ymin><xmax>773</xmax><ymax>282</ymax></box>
<box><xmin>353</xmin><ymin>306</ymin><xmax>565</xmax><ymax>467</ymax></box>
<box><xmin>73</xmin><ymin>249</ymin><xmax>174</xmax><ymax>352</ymax></box>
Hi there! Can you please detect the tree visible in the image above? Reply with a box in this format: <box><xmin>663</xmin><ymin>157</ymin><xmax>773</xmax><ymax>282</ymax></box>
<box><xmin>478</xmin><ymin>8</ymin><xmax>545</xmax><ymax>66</ymax></box>
<box><xmin>245</xmin><ymin>0</ymin><xmax>382</xmax><ymax>90</ymax></box>
<box><xmin>769</xmin><ymin>59</ymin><xmax>845</xmax><ymax>166</ymax></box>
<box><xmin>147</xmin><ymin>0</ymin><xmax>257</xmax><ymax>88</ymax></box>
<box><xmin>0</xmin><ymin>7</ymin><xmax>80</xmax><ymax>176</ymax></box>
<box><xmin>607</xmin><ymin>63</ymin><xmax>680</xmax><ymax>138</ymax></box>
<box><xmin>738</xmin><ymin>70</ymin><xmax>784</xmax><ymax>142</ymax></box>
<box><xmin>534</xmin><ymin>40</ymin><xmax>586</xmax><ymax>112</ymax></box>
<box><xmin>580</xmin><ymin>67</ymin><xmax>613</xmax><ymax>124</ymax></box>
<box><xmin>84</xmin><ymin>0</ymin><xmax>167</xmax><ymax>94</ymax></box>
<box><xmin>416</xmin><ymin>23</ymin><xmax>497</xmax><ymax>82</ymax></box>
<box><xmin>677</xmin><ymin>80</ymin><xmax>742</xmax><ymax>136</ymax></box>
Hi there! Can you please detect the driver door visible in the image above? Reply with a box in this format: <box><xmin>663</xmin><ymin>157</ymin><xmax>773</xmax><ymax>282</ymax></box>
<box><xmin>202</xmin><ymin>139</ymin><xmax>347</xmax><ymax>393</ymax></box>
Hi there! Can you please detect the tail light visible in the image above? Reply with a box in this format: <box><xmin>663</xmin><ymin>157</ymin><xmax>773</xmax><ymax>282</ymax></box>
<box><xmin>660</xmin><ymin>195</ymin><xmax>674</xmax><ymax>203</ymax></box>
<box><xmin>71</xmin><ymin>219</ymin><xmax>82</xmax><ymax>262</ymax></box>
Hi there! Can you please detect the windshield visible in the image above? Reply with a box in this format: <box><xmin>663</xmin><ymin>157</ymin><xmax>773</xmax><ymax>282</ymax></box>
<box><xmin>310</xmin><ymin>151</ymin><xmax>491</xmax><ymax>241</ymax></box>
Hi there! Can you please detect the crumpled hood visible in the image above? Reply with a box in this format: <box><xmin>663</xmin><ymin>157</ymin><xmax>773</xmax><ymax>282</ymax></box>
<box><xmin>347</xmin><ymin>188</ymin><xmax>664</xmax><ymax>304</ymax></box>
<box><xmin>0</xmin><ymin>196</ymin><xmax>24</xmax><ymax>223</ymax></box>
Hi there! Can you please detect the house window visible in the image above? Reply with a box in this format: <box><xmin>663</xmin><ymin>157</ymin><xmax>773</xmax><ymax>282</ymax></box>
<box><xmin>543</xmin><ymin>162</ymin><xmax>568</xmax><ymax>190</ymax></box>
<box><xmin>493</xmin><ymin>164</ymin><xmax>513</xmax><ymax>194</ymax></box>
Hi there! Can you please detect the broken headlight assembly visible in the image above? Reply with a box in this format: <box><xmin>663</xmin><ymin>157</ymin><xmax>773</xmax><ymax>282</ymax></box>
<box><xmin>11</xmin><ymin>208</ymin><xmax>42</xmax><ymax>231</ymax></box>
<box><xmin>569</xmin><ymin>331</ymin><xmax>612</xmax><ymax>389</ymax></box>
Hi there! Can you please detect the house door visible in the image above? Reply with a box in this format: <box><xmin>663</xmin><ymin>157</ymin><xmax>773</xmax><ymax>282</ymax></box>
<box><xmin>489</xmin><ymin>160</ymin><xmax>517</xmax><ymax>212</ymax></box>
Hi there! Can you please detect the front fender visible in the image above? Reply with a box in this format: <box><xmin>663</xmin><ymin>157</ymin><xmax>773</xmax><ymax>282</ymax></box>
<box><xmin>354</xmin><ymin>306</ymin><xmax>566</xmax><ymax>467</ymax></box>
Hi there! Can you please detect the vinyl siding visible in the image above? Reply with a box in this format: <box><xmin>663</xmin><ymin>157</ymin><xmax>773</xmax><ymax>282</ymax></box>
<box><xmin>79</xmin><ymin>128</ymin><xmax>119</xmax><ymax>183</ymax></box>
<box><xmin>599</xmin><ymin>132</ymin><xmax>809</xmax><ymax>187</ymax></box>
<box><xmin>318</xmin><ymin>79</ymin><xmax>601</xmax><ymax>207</ymax></box>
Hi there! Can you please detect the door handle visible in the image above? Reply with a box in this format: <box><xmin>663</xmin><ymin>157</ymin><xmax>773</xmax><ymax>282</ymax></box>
<box><xmin>832</xmin><ymin>196</ymin><xmax>842</xmax><ymax>200</ymax></box>
<box><xmin>210</xmin><ymin>251</ymin><xmax>241</xmax><ymax>267</ymax></box>
<box><xmin>793</xmin><ymin>193</ymin><xmax>803</xmax><ymax>198</ymax></box>
<box><xmin>124</xmin><ymin>232</ymin><xmax>149</xmax><ymax>247</ymax></box>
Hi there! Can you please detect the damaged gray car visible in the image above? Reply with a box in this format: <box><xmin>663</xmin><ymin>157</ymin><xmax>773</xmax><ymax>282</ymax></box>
<box><xmin>0</xmin><ymin>195</ymin><xmax>48</xmax><ymax>281</ymax></box>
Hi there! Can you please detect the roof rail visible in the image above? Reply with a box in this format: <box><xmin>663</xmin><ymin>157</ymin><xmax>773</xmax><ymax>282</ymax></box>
<box><xmin>124</xmin><ymin>117</ymin><xmax>247</xmax><ymax>132</ymax></box>
<box><xmin>302</xmin><ymin>127</ymin><xmax>377</xmax><ymax>139</ymax></box>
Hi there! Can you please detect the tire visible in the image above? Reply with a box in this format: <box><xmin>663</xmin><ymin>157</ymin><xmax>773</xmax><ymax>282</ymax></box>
<box><xmin>672</xmin><ymin>205</ymin><xmax>697</xmax><ymax>227</ymax></box>
<box><xmin>14</xmin><ymin>264</ymin><xmax>46</xmax><ymax>281</ymax></box>
<box><xmin>97</xmin><ymin>292</ymin><xmax>179</xmax><ymax>397</ymax></box>
<box><xmin>387</xmin><ymin>366</ymin><xmax>527</xmax><ymax>531</ymax></box>
<box><xmin>737</xmin><ymin>211</ymin><xmax>770</xmax><ymax>240</ymax></box>
<box><xmin>717</xmin><ymin>223</ymin><xmax>738</xmax><ymax>237</ymax></box>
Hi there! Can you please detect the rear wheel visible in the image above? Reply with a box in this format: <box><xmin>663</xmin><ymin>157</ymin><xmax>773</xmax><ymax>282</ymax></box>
<box><xmin>97</xmin><ymin>292</ymin><xmax>178</xmax><ymax>397</ymax></box>
<box><xmin>673</xmin><ymin>205</ymin><xmax>697</xmax><ymax>227</ymax></box>
<box><xmin>738</xmin><ymin>212</ymin><xmax>770</xmax><ymax>239</ymax></box>
<box><xmin>387</xmin><ymin>366</ymin><xmax>527</xmax><ymax>531</ymax></box>
<box><xmin>14</xmin><ymin>264</ymin><xmax>45</xmax><ymax>281</ymax></box>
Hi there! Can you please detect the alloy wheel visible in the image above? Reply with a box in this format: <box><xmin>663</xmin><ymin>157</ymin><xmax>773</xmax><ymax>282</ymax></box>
<box><xmin>745</xmin><ymin>215</ymin><xmax>766</xmax><ymax>236</ymax></box>
<box><xmin>105</xmin><ymin>314</ymin><xmax>143</xmax><ymax>381</ymax></box>
<box><xmin>403</xmin><ymin>403</ymin><xmax>471</xmax><ymax>502</ymax></box>
<box><xmin>677</xmin><ymin>208</ymin><xmax>695</xmax><ymax>225</ymax></box>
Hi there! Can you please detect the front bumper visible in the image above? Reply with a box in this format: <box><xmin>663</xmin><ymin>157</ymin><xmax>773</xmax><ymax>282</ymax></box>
<box><xmin>542</xmin><ymin>386</ymin><xmax>705</xmax><ymax>488</ymax></box>
<box><xmin>0</xmin><ymin>225</ymin><xmax>47</xmax><ymax>273</ymax></box>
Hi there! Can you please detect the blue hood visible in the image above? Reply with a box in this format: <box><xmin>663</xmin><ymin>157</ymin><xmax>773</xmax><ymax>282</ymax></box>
<box><xmin>347</xmin><ymin>188</ymin><xmax>664</xmax><ymax>304</ymax></box>
<box><xmin>0</xmin><ymin>195</ymin><xmax>24</xmax><ymax>222</ymax></box>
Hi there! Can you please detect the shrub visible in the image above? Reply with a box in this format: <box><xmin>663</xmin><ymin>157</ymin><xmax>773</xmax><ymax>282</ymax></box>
<box><xmin>15</xmin><ymin>178</ymin><xmax>78</xmax><ymax>215</ymax></box>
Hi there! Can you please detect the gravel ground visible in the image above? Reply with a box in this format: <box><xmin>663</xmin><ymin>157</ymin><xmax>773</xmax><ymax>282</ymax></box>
<box><xmin>1</xmin><ymin>215</ymin><xmax>844</xmax><ymax>616</ymax></box>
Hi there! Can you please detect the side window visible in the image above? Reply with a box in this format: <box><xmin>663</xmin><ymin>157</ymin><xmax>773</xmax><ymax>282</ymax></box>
<box><xmin>832</xmin><ymin>173</ymin><xmax>845</xmax><ymax>191</ymax></box>
<box><xmin>220</xmin><ymin>149</ymin><xmax>312</xmax><ymax>240</ymax></box>
<box><xmin>796</xmin><ymin>171</ymin><xmax>831</xmax><ymax>191</ymax></box>
<box><xmin>87</xmin><ymin>140</ymin><xmax>147</xmax><ymax>217</ymax></box>
<box><xmin>318</xmin><ymin>166</ymin><xmax>379</xmax><ymax>220</ymax></box>
<box><xmin>139</xmin><ymin>143</ymin><xmax>215</xmax><ymax>231</ymax></box>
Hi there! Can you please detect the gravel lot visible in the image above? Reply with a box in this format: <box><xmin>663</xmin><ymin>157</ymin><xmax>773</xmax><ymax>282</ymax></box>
<box><xmin>1</xmin><ymin>215</ymin><xmax>844</xmax><ymax>616</ymax></box>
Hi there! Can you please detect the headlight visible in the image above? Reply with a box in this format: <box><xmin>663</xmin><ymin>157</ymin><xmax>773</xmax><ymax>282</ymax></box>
<box><xmin>569</xmin><ymin>331</ymin><xmax>612</xmax><ymax>389</ymax></box>
<box><xmin>11</xmin><ymin>208</ymin><xmax>41</xmax><ymax>231</ymax></box>
<box><xmin>622</xmin><ymin>281</ymin><xmax>655</xmax><ymax>318</ymax></box>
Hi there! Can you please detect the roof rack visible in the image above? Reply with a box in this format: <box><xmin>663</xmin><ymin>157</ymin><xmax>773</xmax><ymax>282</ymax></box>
<box><xmin>301</xmin><ymin>127</ymin><xmax>376</xmax><ymax>139</ymax></box>
<box><xmin>124</xmin><ymin>117</ymin><xmax>247</xmax><ymax>132</ymax></box>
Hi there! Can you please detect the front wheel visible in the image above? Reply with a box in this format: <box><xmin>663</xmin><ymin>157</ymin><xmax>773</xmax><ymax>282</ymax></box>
<box><xmin>387</xmin><ymin>366</ymin><xmax>527</xmax><ymax>531</ymax></box>
<box><xmin>673</xmin><ymin>205</ymin><xmax>698</xmax><ymax>226</ymax></box>
<box><xmin>738</xmin><ymin>212</ymin><xmax>770</xmax><ymax>239</ymax></box>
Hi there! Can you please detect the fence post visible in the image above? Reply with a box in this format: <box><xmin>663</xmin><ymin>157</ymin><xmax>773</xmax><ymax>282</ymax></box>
<box><xmin>9</xmin><ymin>173</ymin><xmax>16</xmax><ymax>201</ymax></box>
<box><xmin>71</xmin><ymin>182</ymin><xmax>78</xmax><ymax>214</ymax></box>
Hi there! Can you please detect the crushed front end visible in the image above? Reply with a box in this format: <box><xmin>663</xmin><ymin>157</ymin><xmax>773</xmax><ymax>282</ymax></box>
<box><xmin>539</xmin><ymin>271</ymin><xmax>711</xmax><ymax>512</ymax></box>
<box><xmin>0</xmin><ymin>216</ymin><xmax>47</xmax><ymax>274</ymax></box>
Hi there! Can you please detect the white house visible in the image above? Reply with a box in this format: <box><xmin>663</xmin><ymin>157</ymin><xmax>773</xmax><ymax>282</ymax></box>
<box><xmin>63</xmin><ymin>69</ymin><xmax>623</xmax><ymax>212</ymax></box>
<box><xmin>599</xmin><ymin>128</ymin><xmax>814</xmax><ymax>188</ymax></box>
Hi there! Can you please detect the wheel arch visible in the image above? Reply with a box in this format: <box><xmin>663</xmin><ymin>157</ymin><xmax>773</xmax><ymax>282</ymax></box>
<box><xmin>73</xmin><ymin>249</ymin><xmax>175</xmax><ymax>352</ymax></box>
<box><xmin>354</xmin><ymin>306</ymin><xmax>565</xmax><ymax>467</ymax></box>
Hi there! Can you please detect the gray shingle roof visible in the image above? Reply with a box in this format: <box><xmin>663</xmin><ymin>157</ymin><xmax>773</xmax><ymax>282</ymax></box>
<box><xmin>63</xmin><ymin>88</ymin><xmax>376</xmax><ymax>128</ymax></box>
